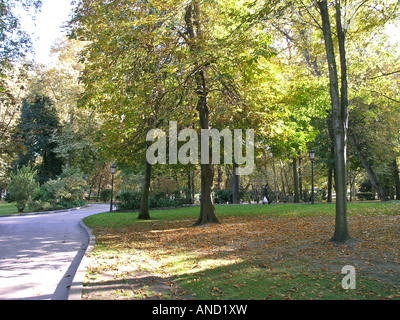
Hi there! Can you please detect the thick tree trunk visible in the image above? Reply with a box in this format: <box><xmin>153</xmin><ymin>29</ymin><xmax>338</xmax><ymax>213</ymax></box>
<box><xmin>194</xmin><ymin>95</ymin><xmax>219</xmax><ymax>225</ymax></box>
<box><xmin>318</xmin><ymin>0</ymin><xmax>350</xmax><ymax>242</ymax></box>
<box><xmin>138</xmin><ymin>160</ymin><xmax>152</xmax><ymax>220</ymax></box>
<box><xmin>185</xmin><ymin>3</ymin><xmax>218</xmax><ymax>225</ymax></box>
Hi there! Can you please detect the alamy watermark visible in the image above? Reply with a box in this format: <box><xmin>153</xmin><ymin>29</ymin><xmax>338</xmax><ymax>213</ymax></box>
<box><xmin>146</xmin><ymin>121</ymin><xmax>255</xmax><ymax>175</ymax></box>
<box><xmin>341</xmin><ymin>265</ymin><xmax>356</xmax><ymax>290</ymax></box>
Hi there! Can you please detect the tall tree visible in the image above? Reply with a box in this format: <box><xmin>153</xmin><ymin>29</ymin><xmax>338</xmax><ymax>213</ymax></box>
<box><xmin>317</xmin><ymin>0</ymin><xmax>351</xmax><ymax>242</ymax></box>
<box><xmin>14</xmin><ymin>93</ymin><xmax>63</xmax><ymax>184</ymax></box>
<box><xmin>1</xmin><ymin>0</ymin><xmax>42</xmax><ymax>186</ymax></box>
<box><xmin>71</xmin><ymin>0</ymin><xmax>279</xmax><ymax>225</ymax></box>
<box><xmin>184</xmin><ymin>2</ymin><xmax>219</xmax><ymax>224</ymax></box>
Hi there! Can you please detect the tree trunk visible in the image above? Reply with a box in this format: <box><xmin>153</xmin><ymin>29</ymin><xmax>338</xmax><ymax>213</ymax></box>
<box><xmin>327</xmin><ymin>166</ymin><xmax>333</xmax><ymax>203</ymax></box>
<box><xmin>393</xmin><ymin>159</ymin><xmax>400</xmax><ymax>200</ymax></box>
<box><xmin>279</xmin><ymin>159</ymin><xmax>286</xmax><ymax>197</ymax></box>
<box><xmin>185</xmin><ymin>3</ymin><xmax>218</xmax><ymax>225</ymax></box>
<box><xmin>191</xmin><ymin>171</ymin><xmax>195</xmax><ymax>200</ymax></box>
<box><xmin>138</xmin><ymin>160</ymin><xmax>152</xmax><ymax>220</ymax></box>
<box><xmin>232</xmin><ymin>163</ymin><xmax>240</xmax><ymax>204</ymax></box>
<box><xmin>194</xmin><ymin>95</ymin><xmax>218</xmax><ymax>225</ymax></box>
<box><xmin>318</xmin><ymin>0</ymin><xmax>350</xmax><ymax>242</ymax></box>
<box><xmin>187</xmin><ymin>171</ymin><xmax>193</xmax><ymax>204</ymax></box>
<box><xmin>271</xmin><ymin>158</ymin><xmax>279</xmax><ymax>201</ymax></box>
<box><xmin>96</xmin><ymin>176</ymin><xmax>102</xmax><ymax>202</ymax></box>
<box><xmin>216</xmin><ymin>165</ymin><xmax>223</xmax><ymax>191</ymax></box>
<box><xmin>298</xmin><ymin>156</ymin><xmax>302</xmax><ymax>201</ymax></box>
<box><xmin>293</xmin><ymin>157</ymin><xmax>300</xmax><ymax>203</ymax></box>
<box><xmin>348</xmin><ymin>132</ymin><xmax>385</xmax><ymax>200</ymax></box>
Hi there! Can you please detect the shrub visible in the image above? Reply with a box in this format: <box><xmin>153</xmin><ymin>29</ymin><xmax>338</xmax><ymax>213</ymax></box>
<box><xmin>56</xmin><ymin>199</ymin><xmax>86</xmax><ymax>209</ymax></box>
<box><xmin>44</xmin><ymin>167</ymin><xmax>88</xmax><ymax>203</ymax></box>
<box><xmin>100</xmin><ymin>189</ymin><xmax>112</xmax><ymax>202</ymax></box>
<box><xmin>214</xmin><ymin>189</ymin><xmax>233</xmax><ymax>204</ymax></box>
<box><xmin>357</xmin><ymin>192</ymin><xmax>375</xmax><ymax>200</ymax></box>
<box><xmin>148</xmin><ymin>191</ymin><xmax>182</xmax><ymax>208</ymax></box>
<box><xmin>117</xmin><ymin>191</ymin><xmax>141</xmax><ymax>211</ymax></box>
<box><xmin>33</xmin><ymin>185</ymin><xmax>53</xmax><ymax>202</ymax></box>
<box><xmin>8</xmin><ymin>165</ymin><xmax>39</xmax><ymax>212</ymax></box>
<box><xmin>4</xmin><ymin>192</ymin><xmax>15</xmax><ymax>203</ymax></box>
<box><xmin>27</xmin><ymin>200</ymin><xmax>53</xmax><ymax>212</ymax></box>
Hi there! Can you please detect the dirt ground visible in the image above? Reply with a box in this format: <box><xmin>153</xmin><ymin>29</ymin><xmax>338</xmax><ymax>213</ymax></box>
<box><xmin>81</xmin><ymin>214</ymin><xmax>399</xmax><ymax>300</ymax></box>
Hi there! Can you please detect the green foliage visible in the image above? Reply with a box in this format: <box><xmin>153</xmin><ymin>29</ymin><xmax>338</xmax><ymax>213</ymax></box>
<box><xmin>14</xmin><ymin>93</ymin><xmax>64</xmax><ymax>184</ymax></box>
<box><xmin>32</xmin><ymin>185</ymin><xmax>53</xmax><ymax>202</ymax></box>
<box><xmin>214</xmin><ymin>189</ymin><xmax>233</xmax><ymax>204</ymax></box>
<box><xmin>43</xmin><ymin>166</ymin><xmax>88</xmax><ymax>203</ymax></box>
<box><xmin>7</xmin><ymin>164</ymin><xmax>39</xmax><ymax>212</ymax></box>
<box><xmin>117</xmin><ymin>191</ymin><xmax>141</xmax><ymax>211</ymax></box>
<box><xmin>116</xmin><ymin>190</ymin><xmax>188</xmax><ymax>211</ymax></box>
<box><xmin>100</xmin><ymin>189</ymin><xmax>112</xmax><ymax>202</ymax></box>
<box><xmin>0</xmin><ymin>0</ymin><xmax>42</xmax><ymax>68</ymax></box>
<box><xmin>26</xmin><ymin>200</ymin><xmax>53</xmax><ymax>212</ymax></box>
<box><xmin>26</xmin><ymin>166</ymin><xmax>88</xmax><ymax>212</ymax></box>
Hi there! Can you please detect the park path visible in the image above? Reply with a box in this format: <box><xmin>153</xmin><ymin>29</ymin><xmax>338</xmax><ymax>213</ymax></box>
<box><xmin>0</xmin><ymin>204</ymin><xmax>109</xmax><ymax>300</ymax></box>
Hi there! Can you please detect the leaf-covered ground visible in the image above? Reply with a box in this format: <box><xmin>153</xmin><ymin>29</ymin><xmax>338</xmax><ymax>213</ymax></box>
<box><xmin>82</xmin><ymin>203</ymin><xmax>399</xmax><ymax>300</ymax></box>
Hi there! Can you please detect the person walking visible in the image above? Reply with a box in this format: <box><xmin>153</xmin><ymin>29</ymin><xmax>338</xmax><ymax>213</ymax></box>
<box><xmin>262</xmin><ymin>184</ymin><xmax>271</xmax><ymax>204</ymax></box>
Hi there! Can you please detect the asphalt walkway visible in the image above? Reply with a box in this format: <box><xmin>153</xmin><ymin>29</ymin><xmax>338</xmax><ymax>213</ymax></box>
<box><xmin>0</xmin><ymin>204</ymin><xmax>109</xmax><ymax>300</ymax></box>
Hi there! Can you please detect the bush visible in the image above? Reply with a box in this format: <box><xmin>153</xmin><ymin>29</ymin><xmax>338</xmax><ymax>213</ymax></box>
<box><xmin>357</xmin><ymin>192</ymin><xmax>375</xmax><ymax>200</ymax></box>
<box><xmin>8</xmin><ymin>165</ymin><xmax>39</xmax><ymax>212</ymax></box>
<box><xmin>100</xmin><ymin>189</ymin><xmax>112</xmax><ymax>202</ymax></box>
<box><xmin>148</xmin><ymin>191</ymin><xmax>182</xmax><ymax>208</ymax></box>
<box><xmin>3</xmin><ymin>192</ymin><xmax>15</xmax><ymax>203</ymax></box>
<box><xmin>56</xmin><ymin>199</ymin><xmax>86</xmax><ymax>209</ymax></box>
<box><xmin>18</xmin><ymin>167</ymin><xmax>90</xmax><ymax>212</ymax></box>
<box><xmin>116</xmin><ymin>190</ymin><xmax>189</xmax><ymax>211</ymax></box>
<box><xmin>27</xmin><ymin>200</ymin><xmax>53</xmax><ymax>212</ymax></box>
<box><xmin>26</xmin><ymin>199</ymin><xmax>87</xmax><ymax>212</ymax></box>
<box><xmin>33</xmin><ymin>185</ymin><xmax>53</xmax><ymax>202</ymax></box>
<box><xmin>214</xmin><ymin>189</ymin><xmax>233</xmax><ymax>204</ymax></box>
<box><xmin>44</xmin><ymin>167</ymin><xmax>88</xmax><ymax>203</ymax></box>
<box><xmin>117</xmin><ymin>191</ymin><xmax>141</xmax><ymax>211</ymax></box>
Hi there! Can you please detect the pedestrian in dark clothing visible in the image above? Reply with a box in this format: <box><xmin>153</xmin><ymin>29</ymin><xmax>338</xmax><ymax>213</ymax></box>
<box><xmin>262</xmin><ymin>184</ymin><xmax>271</xmax><ymax>204</ymax></box>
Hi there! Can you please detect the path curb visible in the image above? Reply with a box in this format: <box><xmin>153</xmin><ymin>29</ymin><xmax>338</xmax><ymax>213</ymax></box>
<box><xmin>68</xmin><ymin>218</ymin><xmax>96</xmax><ymax>300</ymax></box>
<box><xmin>0</xmin><ymin>204</ymin><xmax>90</xmax><ymax>218</ymax></box>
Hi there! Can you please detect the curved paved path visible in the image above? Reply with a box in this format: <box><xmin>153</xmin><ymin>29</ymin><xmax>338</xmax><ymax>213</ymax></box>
<box><xmin>0</xmin><ymin>204</ymin><xmax>109</xmax><ymax>300</ymax></box>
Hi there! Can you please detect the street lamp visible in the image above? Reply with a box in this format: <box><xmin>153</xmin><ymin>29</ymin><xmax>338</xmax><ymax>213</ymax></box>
<box><xmin>309</xmin><ymin>149</ymin><xmax>315</xmax><ymax>205</ymax></box>
<box><xmin>110</xmin><ymin>163</ymin><xmax>117</xmax><ymax>212</ymax></box>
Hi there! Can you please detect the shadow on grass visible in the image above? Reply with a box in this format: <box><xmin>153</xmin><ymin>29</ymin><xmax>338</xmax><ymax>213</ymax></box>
<box><xmin>83</xmin><ymin>205</ymin><xmax>400</xmax><ymax>300</ymax></box>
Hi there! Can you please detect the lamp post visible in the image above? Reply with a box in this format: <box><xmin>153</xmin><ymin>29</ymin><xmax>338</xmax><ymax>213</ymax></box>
<box><xmin>309</xmin><ymin>149</ymin><xmax>315</xmax><ymax>205</ymax></box>
<box><xmin>110</xmin><ymin>163</ymin><xmax>117</xmax><ymax>212</ymax></box>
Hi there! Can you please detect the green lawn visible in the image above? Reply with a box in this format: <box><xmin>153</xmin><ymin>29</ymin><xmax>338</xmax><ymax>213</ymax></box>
<box><xmin>83</xmin><ymin>201</ymin><xmax>400</xmax><ymax>228</ymax></box>
<box><xmin>82</xmin><ymin>201</ymin><xmax>400</xmax><ymax>300</ymax></box>
<box><xmin>0</xmin><ymin>202</ymin><xmax>20</xmax><ymax>215</ymax></box>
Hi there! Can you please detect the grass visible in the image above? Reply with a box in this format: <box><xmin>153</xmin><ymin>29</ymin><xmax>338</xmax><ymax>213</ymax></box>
<box><xmin>83</xmin><ymin>201</ymin><xmax>399</xmax><ymax>228</ymax></box>
<box><xmin>0</xmin><ymin>202</ymin><xmax>20</xmax><ymax>215</ymax></box>
<box><xmin>82</xmin><ymin>202</ymin><xmax>400</xmax><ymax>300</ymax></box>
